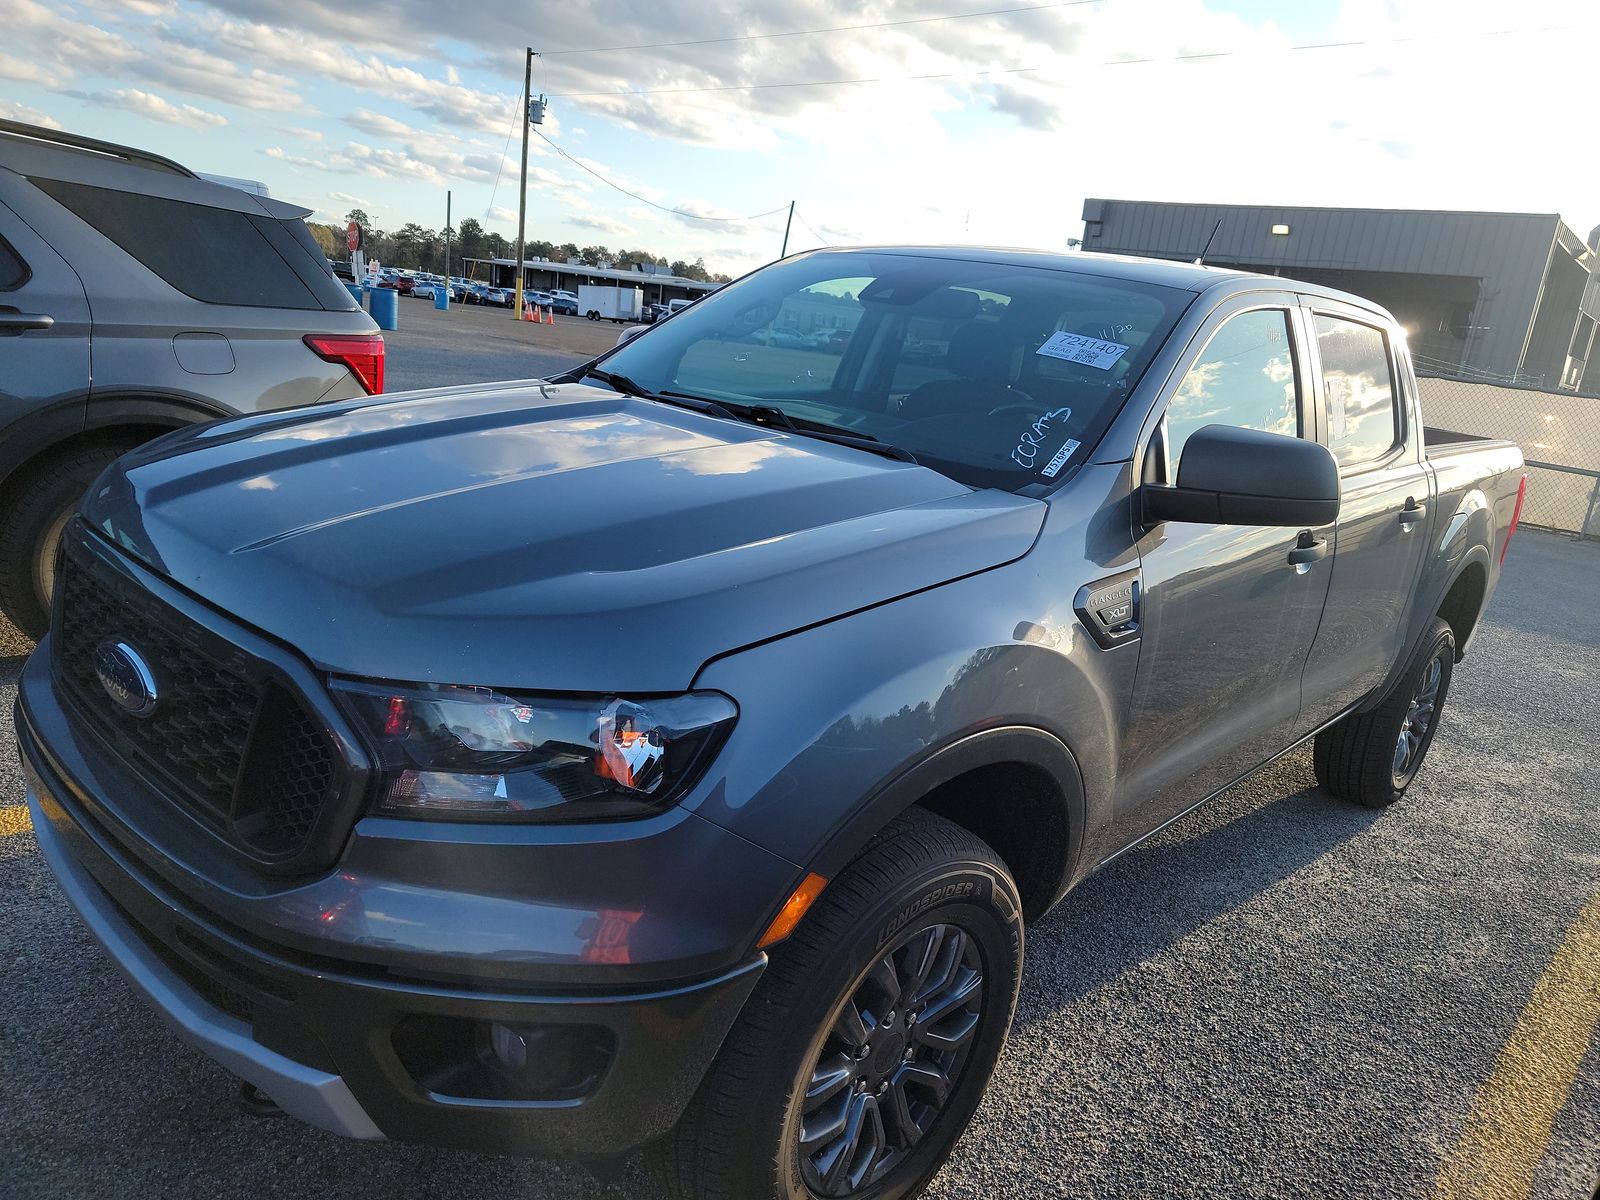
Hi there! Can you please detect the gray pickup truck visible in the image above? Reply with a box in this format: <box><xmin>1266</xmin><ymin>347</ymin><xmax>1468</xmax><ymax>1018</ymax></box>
<box><xmin>18</xmin><ymin>247</ymin><xmax>1525</xmax><ymax>1200</ymax></box>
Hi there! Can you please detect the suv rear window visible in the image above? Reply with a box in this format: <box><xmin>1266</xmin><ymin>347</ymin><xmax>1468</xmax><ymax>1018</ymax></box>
<box><xmin>0</xmin><ymin>234</ymin><xmax>26</xmax><ymax>291</ymax></box>
<box><xmin>34</xmin><ymin>179</ymin><xmax>347</xmax><ymax>310</ymax></box>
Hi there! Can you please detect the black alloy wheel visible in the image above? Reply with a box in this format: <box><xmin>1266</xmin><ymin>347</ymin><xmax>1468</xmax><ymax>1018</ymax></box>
<box><xmin>1392</xmin><ymin>650</ymin><xmax>1444</xmax><ymax>788</ymax></box>
<box><xmin>798</xmin><ymin>923</ymin><xmax>985</xmax><ymax>1196</ymax></box>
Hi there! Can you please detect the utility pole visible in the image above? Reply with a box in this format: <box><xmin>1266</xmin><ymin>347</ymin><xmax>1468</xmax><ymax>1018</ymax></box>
<box><xmin>780</xmin><ymin>200</ymin><xmax>794</xmax><ymax>258</ymax></box>
<box><xmin>444</xmin><ymin>189</ymin><xmax>452</xmax><ymax>304</ymax></box>
<box><xmin>514</xmin><ymin>47</ymin><xmax>534</xmax><ymax>319</ymax></box>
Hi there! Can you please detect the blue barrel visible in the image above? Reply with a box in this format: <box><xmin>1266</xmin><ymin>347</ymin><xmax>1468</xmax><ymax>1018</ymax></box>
<box><xmin>369</xmin><ymin>286</ymin><xmax>398</xmax><ymax>331</ymax></box>
<box><xmin>344</xmin><ymin>282</ymin><xmax>363</xmax><ymax>305</ymax></box>
<box><xmin>433</xmin><ymin>286</ymin><xmax>450</xmax><ymax>311</ymax></box>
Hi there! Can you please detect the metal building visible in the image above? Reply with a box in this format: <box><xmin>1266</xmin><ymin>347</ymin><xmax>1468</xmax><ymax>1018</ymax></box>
<box><xmin>1079</xmin><ymin>199</ymin><xmax>1600</xmax><ymax>391</ymax></box>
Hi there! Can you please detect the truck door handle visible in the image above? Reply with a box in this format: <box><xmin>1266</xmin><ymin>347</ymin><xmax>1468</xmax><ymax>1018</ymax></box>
<box><xmin>1398</xmin><ymin>499</ymin><xmax>1426</xmax><ymax>529</ymax></box>
<box><xmin>0</xmin><ymin>308</ymin><xmax>55</xmax><ymax>334</ymax></box>
<box><xmin>1287</xmin><ymin>533</ymin><xmax>1327</xmax><ymax>572</ymax></box>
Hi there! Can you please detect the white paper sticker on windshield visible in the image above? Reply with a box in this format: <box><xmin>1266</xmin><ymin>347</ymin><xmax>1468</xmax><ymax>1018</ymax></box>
<box><xmin>1040</xmin><ymin>439</ymin><xmax>1081</xmax><ymax>477</ymax></box>
<box><xmin>1036</xmin><ymin>331</ymin><xmax>1129</xmax><ymax>370</ymax></box>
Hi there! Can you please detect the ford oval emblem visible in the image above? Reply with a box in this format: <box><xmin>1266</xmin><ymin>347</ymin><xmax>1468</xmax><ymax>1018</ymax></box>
<box><xmin>93</xmin><ymin>641</ymin><xmax>160</xmax><ymax>717</ymax></box>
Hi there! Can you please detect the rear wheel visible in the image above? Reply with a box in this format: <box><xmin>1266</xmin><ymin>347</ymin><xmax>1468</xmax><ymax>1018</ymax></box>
<box><xmin>1314</xmin><ymin>617</ymin><xmax>1456</xmax><ymax>808</ymax></box>
<box><xmin>0</xmin><ymin>441</ymin><xmax>133</xmax><ymax>638</ymax></box>
<box><xmin>653</xmin><ymin>809</ymin><xmax>1023</xmax><ymax>1200</ymax></box>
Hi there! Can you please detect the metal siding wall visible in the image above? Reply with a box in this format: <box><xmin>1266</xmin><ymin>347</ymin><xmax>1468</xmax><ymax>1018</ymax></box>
<box><xmin>1082</xmin><ymin>200</ymin><xmax>1562</xmax><ymax>378</ymax></box>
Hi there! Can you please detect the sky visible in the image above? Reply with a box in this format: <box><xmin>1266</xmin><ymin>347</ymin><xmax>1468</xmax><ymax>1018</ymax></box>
<box><xmin>2</xmin><ymin>0</ymin><xmax>1596</xmax><ymax>278</ymax></box>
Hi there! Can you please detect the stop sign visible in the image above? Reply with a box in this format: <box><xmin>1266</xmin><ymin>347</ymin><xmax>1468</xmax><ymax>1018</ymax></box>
<box><xmin>346</xmin><ymin>220</ymin><xmax>361</xmax><ymax>252</ymax></box>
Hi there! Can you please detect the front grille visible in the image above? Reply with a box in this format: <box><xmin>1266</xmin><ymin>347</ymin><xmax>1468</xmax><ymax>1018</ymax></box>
<box><xmin>53</xmin><ymin>536</ymin><xmax>345</xmax><ymax>864</ymax></box>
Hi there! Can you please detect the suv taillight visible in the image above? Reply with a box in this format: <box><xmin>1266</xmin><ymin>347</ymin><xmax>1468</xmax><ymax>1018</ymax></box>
<box><xmin>304</xmin><ymin>333</ymin><xmax>384</xmax><ymax>395</ymax></box>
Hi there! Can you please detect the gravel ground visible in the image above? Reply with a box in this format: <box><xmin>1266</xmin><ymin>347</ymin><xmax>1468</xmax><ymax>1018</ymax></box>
<box><xmin>2</xmin><ymin>529</ymin><xmax>1596</xmax><ymax>1200</ymax></box>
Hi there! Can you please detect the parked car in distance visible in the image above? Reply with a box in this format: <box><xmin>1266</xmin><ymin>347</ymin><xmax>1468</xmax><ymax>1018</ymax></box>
<box><xmin>330</xmin><ymin>258</ymin><xmax>355</xmax><ymax>282</ymax></box>
<box><xmin>20</xmin><ymin>246</ymin><xmax>1525</xmax><ymax>1200</ymax></box>
<box><xmin>0</xmin><ymin>118</ymin><xmax>382</xmax><ymax>637</ymax></box>
<box><xmin>643</xmin><ymin>302</ymin><xmax>670</xmax><ymax>323</ymax></box>
<box><xmin>809</xmin><ymin>327</ymin><xmax>852</xmax><ymax>352</ymax></box>
<box><xmin>668</xmin><ymin>296</ymin><xmax>694</xmax><ymax>314</ymax></box>
<box><xmin>377</xmin><ymin>271</ymin><xmax>414</xmax><ymax>295</ymax></box>
<box><xmin>550</xmin><ymin>294</ymin><xmax>579</xmax><ymax>316</ymax></box>
<box><xmin>766</xmin><ymin>326</ymin><xmax>812</xmax><ymax>348</ymax></box>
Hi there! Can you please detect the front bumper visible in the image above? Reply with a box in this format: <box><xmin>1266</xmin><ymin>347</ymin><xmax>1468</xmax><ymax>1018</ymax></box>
<box><xmin>18</xmin><ymin>689</ymin><xmax>770</xmax><ymax>1157</ymax></box>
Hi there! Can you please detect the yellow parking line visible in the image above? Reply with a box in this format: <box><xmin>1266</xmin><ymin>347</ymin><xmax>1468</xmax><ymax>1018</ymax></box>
<box><xmin>1433</xmin><ymin>891</ymin><xmax>1600</xmax><ymax>1200</ymax></box>
<box><xmin>0</xmin><ymin>804</ymin><xmax>32</xmax><ymax>837</ymax></box>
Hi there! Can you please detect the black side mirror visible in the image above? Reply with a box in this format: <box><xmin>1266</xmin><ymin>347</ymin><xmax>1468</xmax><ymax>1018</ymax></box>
<box><xmin>1143</xmin><ymin>424</ymin><xmax>1340</xmax><ymax>527</ymax></box>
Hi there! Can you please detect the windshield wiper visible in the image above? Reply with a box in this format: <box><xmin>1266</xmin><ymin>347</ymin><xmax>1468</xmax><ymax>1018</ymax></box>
<box><xmin>719</xmin><ymin>402</ymin><xmax>919</xmax><ymax>465</ymax></box>
<box><xmin>581</xmin><ymin>368</ymin><xmax>740</xmax><ymax>421</ymax></box>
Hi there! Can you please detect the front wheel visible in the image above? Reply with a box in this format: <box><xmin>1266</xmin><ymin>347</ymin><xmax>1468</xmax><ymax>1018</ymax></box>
<box><xmin>0</xmin><ymin>442</ymin><xmax>133</xmax><ymax>638</ymax></box>
<box><xmin>653</xmin><ymin>809</ymin><xmax>1023</xmax><ymax>1200</ymax></box>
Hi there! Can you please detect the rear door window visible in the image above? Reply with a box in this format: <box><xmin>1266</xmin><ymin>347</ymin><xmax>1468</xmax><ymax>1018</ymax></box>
<box><xmin>1166</xmin><ymin>307</ymin><xmax>1300</xmax><ymax>470</ymax></box>
<box><xmin>1313</xmin><ymin>315</ymin><xmax>1399</xmax><ymax>466</ymax></box>
<box><xmin>34</xmin><ymin>179</ymin><xmax>347</xmax><ymax>310</ymax></box>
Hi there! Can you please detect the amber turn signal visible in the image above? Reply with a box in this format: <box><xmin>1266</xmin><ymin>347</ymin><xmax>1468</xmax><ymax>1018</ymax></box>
<box><xmin>757</xmin><ymin>872</ymin><xmax>829</xmax><ymax>949</ymax></box>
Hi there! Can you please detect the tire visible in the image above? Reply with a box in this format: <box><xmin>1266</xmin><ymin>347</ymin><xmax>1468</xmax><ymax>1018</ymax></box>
<box><xmin>1314</xmin><ymin>617</ymin><xmax>1456</xmax><ymax>808</ymax></box>
<box><xmin>652</xmin><ymin>808</ymin><xmax>1023</xmax><ymax>1200</ymax></box>
<box><xmin>0</xmin><ymin>441</ymin><xmax>133</xmax><ymax>638</ymax></box>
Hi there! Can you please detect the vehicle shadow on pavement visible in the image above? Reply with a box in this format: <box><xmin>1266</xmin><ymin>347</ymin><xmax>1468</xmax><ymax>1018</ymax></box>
<box><xmin>1012</xmin><ymin>769</ymin><xmax>1381</xmax><ymax>1027</ymax></box>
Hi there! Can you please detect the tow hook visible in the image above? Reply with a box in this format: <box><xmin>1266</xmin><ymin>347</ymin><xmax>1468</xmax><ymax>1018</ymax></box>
<box><xmin>237</xmin><ymin>1082</ymin><xmax>284</xmax><ymax>1118</ymax></box>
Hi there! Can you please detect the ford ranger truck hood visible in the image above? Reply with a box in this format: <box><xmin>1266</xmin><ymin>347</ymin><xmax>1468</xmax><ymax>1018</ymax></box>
<box><xmin>83</xmin><ymin>383</ymin><xmax>1046</xmax><ymax>691</ymax></box>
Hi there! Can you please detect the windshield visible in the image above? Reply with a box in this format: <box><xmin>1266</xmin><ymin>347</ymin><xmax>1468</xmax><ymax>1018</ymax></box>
<box><xmin>598</xmin><ymin>250</ymin><xmax>1189</xmax><ymax>489</ymax></box>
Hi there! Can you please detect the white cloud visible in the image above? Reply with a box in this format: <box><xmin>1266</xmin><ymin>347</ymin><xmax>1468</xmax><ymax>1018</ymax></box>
<box><xmin>569</xmin><ymin>214</ymin><xmax>633</xmax><ymax>237</ymax></box>
<box><xmin>329</xmin><ymin>190</ymin><xmax>371</xmax><ymax>207</ymax></box>
<box><xmin>84</xmin><ymin>88</ymin><xmax>227</xmax><ymax>130</ymax></box>
<box><xmin>0</xmin><ymin>98</ymin><xmax>61</xmax><ymax>128</ymax></box>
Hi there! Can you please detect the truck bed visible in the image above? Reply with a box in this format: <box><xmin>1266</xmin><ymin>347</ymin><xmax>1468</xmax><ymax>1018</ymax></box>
<box><xmin>1423</xmin><ymin>426</ymin><xmax>1518</xmax><ymax>459</ymax></box>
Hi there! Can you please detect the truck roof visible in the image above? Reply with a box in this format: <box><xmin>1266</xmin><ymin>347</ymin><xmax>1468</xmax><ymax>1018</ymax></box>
<box><xmin>815</xmin><ymin>245</ymin><xmax>1393</xmax><ymax>317</ymax></box>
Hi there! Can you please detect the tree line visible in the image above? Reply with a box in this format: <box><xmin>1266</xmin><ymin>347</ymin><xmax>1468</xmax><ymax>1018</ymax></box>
<box><xmin>306</xmin><ymin>210</ymin><xmax>732</xmax><ymax>283</ymax></box>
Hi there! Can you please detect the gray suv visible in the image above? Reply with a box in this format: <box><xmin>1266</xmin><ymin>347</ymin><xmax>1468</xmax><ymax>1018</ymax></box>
<box><xmin>0</xmin><ymin>120</ymin><xmax>381</xmax><ymax>636</ymax></box>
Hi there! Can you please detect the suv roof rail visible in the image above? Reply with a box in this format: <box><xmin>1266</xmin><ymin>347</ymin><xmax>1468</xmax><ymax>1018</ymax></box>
<box><xmin>0</xmin><ymin>118</ymin><xmax>197</xmax><ymax>179</ymax></box>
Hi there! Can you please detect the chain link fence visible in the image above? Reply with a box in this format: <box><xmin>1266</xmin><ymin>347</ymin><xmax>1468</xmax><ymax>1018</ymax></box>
<box><xmin>1416</xmin><ymin>374</ymin><xmax>1600</xmax><ymax>540</ymax></box>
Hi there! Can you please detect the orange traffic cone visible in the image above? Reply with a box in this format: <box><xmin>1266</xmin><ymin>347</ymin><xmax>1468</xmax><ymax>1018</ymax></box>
<box><xmin>522</xmin><ymin>299</ymin><xmax>533</xmax><ymax>322</ymax></box>
<box><xmin>544</xmin><ymin>308</ymin><xmax>554</xmax><ymax>325</ymax></box>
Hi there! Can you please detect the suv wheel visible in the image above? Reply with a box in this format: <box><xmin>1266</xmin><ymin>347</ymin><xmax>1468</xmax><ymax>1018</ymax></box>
<box><xmin>1314</xmin><ymin>617</ymin><xmax>1456</xmax><ymax>808</ymax></box>
<box><xmin>0</xmin><ymin>441</ymin><xmax>132</xmax><ymax>638</ymax></box>
<box><xmin>653</xmin><ymin>809</ymin><xmax>1023</xmax><ymax>1200</ymax></box>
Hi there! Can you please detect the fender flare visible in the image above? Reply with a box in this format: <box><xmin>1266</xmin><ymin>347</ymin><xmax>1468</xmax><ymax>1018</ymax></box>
<box><xmin>1364</xmin><ymin>543</ymin><xmax>1491</xmax><ymax>712</ymax></box>
<box><xmin>0</xmin><ymin>390</ymin><xmax>230</xmax><ymax>492</ymax></box>
<box><xmin>801</xmin><ymin>725</ymin><xmax>1087</xmax><ymax>920</ymax></box>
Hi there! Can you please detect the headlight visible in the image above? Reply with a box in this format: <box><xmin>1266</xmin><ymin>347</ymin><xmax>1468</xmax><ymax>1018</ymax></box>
<box><xmin>332</xmin><ymin>681</ymin><xmax>737</xmax><ymax>822</ymax></box>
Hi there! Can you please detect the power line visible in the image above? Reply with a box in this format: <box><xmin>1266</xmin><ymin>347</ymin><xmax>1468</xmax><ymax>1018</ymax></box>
<box><xmin>794</xmin><ymin>210</ymin><xmax>832</xmax><ymax>247</ymax></box>
<box><xmin>553</xmin><ymin>63</ymin><xmax>1039</xmax><ymax>99</ymax></box>
<box><xmin>549</xmin><ymin>22</ymin><xmax>1581</xmax><ymax>99</ymax></box>
<box><xmin>485</xmin><ymin>89</ymin><xmax>525</xmax><ymax>220</ymax></box>
<box><xmin>531</xmin><ymin>129</ymin><xmax>789</xmax><ymax>223</ymax></box>
<box><xmin>540</xmin><ymin>0</ymin><xmax>1103</xmax><ymax>57</ymax></box>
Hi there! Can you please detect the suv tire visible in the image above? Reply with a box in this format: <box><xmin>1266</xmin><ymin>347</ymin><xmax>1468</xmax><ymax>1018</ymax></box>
<box><xmin>1314</xmin><ymin>617</ymin><xmax>1456</xmax><ymax>808</ymax></box>
<box><xmin>0</xmin><ymin>441</ymin><xmax>132</xmax><ymax>638</ymax></box>
<box><xmin>652</xmin><ymin>808</ymin><xmax>1023</xmax><ymax>1200</ymax></box>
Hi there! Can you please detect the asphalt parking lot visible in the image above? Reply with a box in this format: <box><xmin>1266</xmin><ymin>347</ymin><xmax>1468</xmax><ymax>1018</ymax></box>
<box><xmin>381</xmin><ymin>295</ymin><xmax>620</xmax><ymax>392</ymax></box>
<box><xmin>2</xmin><ymin>510</ymin><xmax>1596</xmax><ymax>1196</ymax></box>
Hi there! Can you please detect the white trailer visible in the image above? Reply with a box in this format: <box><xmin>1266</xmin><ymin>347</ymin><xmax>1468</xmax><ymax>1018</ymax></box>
<box><xmin>578</xmin><ymin>284</ymin><xmax>643</xmax><ymax>323</ymax></box>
